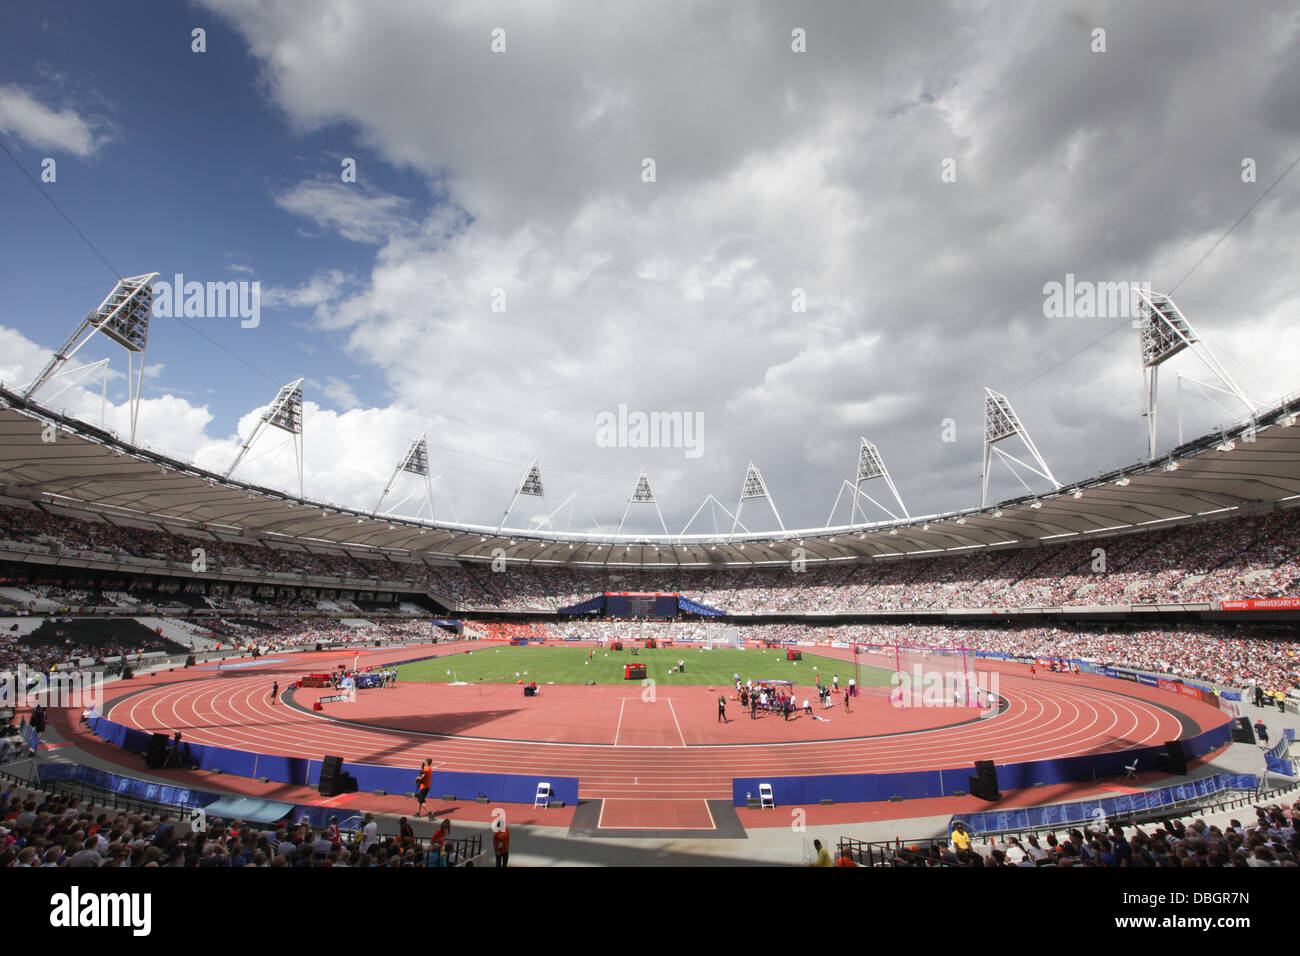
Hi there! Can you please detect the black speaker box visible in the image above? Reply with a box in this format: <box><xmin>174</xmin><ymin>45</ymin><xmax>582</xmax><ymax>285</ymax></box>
<box><xmin>1156</xmin><ymin>740</ymin><xmax>1189</xmax><ymax>775</ymax></box>
<box><xmin>145</xmin><ymin>733</ymin><xmax>169</xmax><ymax>769</ymax></box>
<box><xmin>968</xmin><ymin>760</ymin><xmax>1000</xmax><ymax>801</ymax></box>
<box><xmin>1232</xmin><ymin>717</ymin><xmax>1256</xmax><ymax>744</ymax></box>
<box><xmin>318</xmin><ymin>755</ymin><xmax>347</xmax><ymax>797</ymax></box>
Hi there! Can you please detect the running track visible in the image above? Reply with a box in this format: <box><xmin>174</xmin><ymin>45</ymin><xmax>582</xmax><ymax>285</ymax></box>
<box><xmin>101</xmin><ymin>644</ymin><xmax>1225</xmax><ymax>802</ymax></box>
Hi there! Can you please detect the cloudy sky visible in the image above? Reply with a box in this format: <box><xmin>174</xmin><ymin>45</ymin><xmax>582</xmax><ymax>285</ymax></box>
<box><xmin>1</xmin><ymin>1</ymin><xmax>1298</xmax><ymax>535</ymax></box>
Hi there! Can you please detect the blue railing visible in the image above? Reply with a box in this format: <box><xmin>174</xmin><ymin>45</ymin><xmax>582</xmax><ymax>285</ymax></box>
<box><xmin>35</xmin><ymin>761</ymin><xmax>216</xmax><ymax>812</ymax></box>
<box><xmin>950</xmin><ymin>771</ymin><xmax>1260</xmax><ymax>837</ymax></box>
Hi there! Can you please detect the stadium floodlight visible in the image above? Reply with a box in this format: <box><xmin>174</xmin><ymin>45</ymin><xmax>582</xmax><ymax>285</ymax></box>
<box><xmin>825</xmin><ymin>438</ymin><xmax>910</xmax><ymax>527</ymax></box>
<box><xmin>374</xmin><ymin>433</ymin><xmax>442</xmax><ymax>521</ymax></box>
<box><xmin>23</xmin><ymin>273</ymin><xmax>160</xmax><ymax>443</ymax></box>
<box><xmin>732</xmin><ymin>461</ymin><xmax>784</xmax><ymax>533</ymax></box>
<box><xmin>616</xmin><ymin>469</ymin><xmax>669</xmax><ymax>534</ymax></box>
<box><xmin>681</xmin><ymin>494</ymin><xmax>743</xmax><ymax>535</ymax></box>
<box><xmin>224</xmin><ymin>378</ymin><xmax>305</xmax><ymax>498</ymax></box>
<box><xmin>32</xmin><ymin>357</ymin><xmax>111</xmax><ymax>429</ymax></box>
<box><xmin>1136</xmin><ymin>291</ymin><xmax>1260</xmax><ymax>459</ymax></box>
<box><xmin>981</xmin><ymin>388</ymin><xmax>1060</xmax><ymax>507</ymax></box>
<box><xmin>497</xmin><ymin>460</ymin><xmax>548</xmax><ymax>533</ymax></box>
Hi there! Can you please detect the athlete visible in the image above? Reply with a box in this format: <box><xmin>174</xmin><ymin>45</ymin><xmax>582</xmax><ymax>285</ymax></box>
<box><xmin>270</xmin><ymin>681</ymin><xmax>279</xmax><ymax>705</ymax></box>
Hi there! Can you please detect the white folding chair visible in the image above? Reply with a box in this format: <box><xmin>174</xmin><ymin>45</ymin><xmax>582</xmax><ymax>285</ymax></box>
<box><xmin>1123</xmin><ymin>759</ymin><xmax>1138</xmax><ymax>779</ymax></box>
<box><xmin>759</xmin><ymin>783</ymin><xmax>775</xmax><ymax>810</ymax></box>
<box><xmin>534</xmin><ymin>782</ymin><xmax>552</xmax><ymax>809</ymax></box>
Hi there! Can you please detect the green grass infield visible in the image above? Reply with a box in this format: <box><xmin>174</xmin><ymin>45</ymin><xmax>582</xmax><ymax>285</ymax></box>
<box><xmin>397</xmin><ymin>645</ymin><xmax>897</xmax><ymax>688</ymax></box>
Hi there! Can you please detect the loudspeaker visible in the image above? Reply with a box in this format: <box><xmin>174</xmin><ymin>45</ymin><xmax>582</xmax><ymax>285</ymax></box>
<box><xmin>318</xmin><ymin>755</ymin><xmax>344</xmax><ymax>796</ymax></box>
<box><xmin>315</xmin><ymin>643</ymin><xmax>323</xmax><ymax>652</ymax></box>
<box><xmin>968</xmin><ymin>760</ymin><xmax>1000</xmax><ymax>801</ymax></box>
<box><xmin>121</xmin><ymin>665</ymin><xmax>133</xmax><ymax>680</ymax></box>
<box><xmin>184</xmin><ymin>655</ymin><xmax>196</xmax><ymax>668</ymax></box>
<box><xmin>1232</xmin><ymin>717</ymin><xmax>1256</xmax><ymax>744</ymax></box>
<box><xmin>1157</xmin><ymin>740</ymin><xmax>1189</xmax><ymax>775</ymax></box>
<box><xmin>145</xmin><ymin>733</ymin><xmax>169</xmax><ymax>769</ymax></box>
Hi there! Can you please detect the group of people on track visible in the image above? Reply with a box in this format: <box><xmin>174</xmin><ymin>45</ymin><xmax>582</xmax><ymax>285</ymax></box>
<box><xmin>714</xmin><ymin>674</ymin><xmax>856</xmax><ymax>723</ymax></box>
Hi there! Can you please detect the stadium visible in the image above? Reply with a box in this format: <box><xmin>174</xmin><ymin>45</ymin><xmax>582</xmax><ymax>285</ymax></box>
<box><xmin>2</xmin><ymin>286</ymin><xmax>1298</xmax><ymax>870</ymax></box>
<box><xmin>1</xmin><ymin>4</ymin><xmax>1298</xmax><ymax>906</ymax></box>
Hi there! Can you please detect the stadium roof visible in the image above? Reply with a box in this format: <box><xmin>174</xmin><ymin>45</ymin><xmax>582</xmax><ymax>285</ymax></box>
<box><xmin>1</xmin><ymin>383</ymin><xmax>1298</xmax><ymax>569</ymax></box>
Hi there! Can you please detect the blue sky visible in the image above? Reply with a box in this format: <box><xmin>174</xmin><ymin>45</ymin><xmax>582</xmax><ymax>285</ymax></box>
<box><xmin>2</xmin><ymin>1</ymin><xmax>1299</xmax><ymax>533</ymax></box>
<box><xmin>0</xmin><ymin>3</ymin><xmax>438</xmax><ymax>421</ymax></box>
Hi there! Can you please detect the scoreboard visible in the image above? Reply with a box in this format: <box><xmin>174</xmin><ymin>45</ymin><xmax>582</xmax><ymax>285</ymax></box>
<box><xmin>626</xmin><ymin>594</ymin><xmax>657</xmax><ymax>617</ymax></box>
<box><xmin>604</xmin><ymin>592</ymin><xmax>678</xmax><ymax>618</ymax></box>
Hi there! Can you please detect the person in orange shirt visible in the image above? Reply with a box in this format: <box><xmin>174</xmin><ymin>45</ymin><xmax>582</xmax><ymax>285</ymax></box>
<box><xmin>493</xmin><ymin>823</ymin><xmax>511</xmax><ymax>868</ymax></box>
<box><xmin>414</xmin><ymin>758</ymin><xmax>433</xmax><ymax>818</ymax></box>
<box><xmin>431</xmin><ymin>817</ymin><xmax>451</xmax><ymax>854</ymax></box>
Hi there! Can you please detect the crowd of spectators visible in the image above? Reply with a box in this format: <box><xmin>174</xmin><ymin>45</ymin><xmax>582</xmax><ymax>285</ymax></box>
<box><xmin>0</xmin><ymin>787</ymin><xmax>475</xmax><ymax>868</ymax></box>
<box><xmin>1</xmin><ymin>621</ymin><xmax>175</xmax><ymax>677</ymax></box>
<box><xmin>0</xmin><ymin>503</ymin><xmax>404</xmax><ymax>583</ymax></box>
<box><xmin>3</xmin><ymin>501</ymin><xmax>1297</xmax><ymax>613</ymax></box>
<box><xmin>880</xmin><ymin>803</ymin><xmax>1300</xmax><ymax>867</ymax></box>
<box><xmin>0</xmin><ymin>614</ymin><xmax>449</xmax><ymax>677</ymax></box>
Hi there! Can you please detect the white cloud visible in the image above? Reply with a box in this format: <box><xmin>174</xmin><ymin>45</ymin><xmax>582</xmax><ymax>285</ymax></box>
<box><xmin>261</xmin><ymin>269</ymin><xmax>354</xmax><ymax>325</ymax></box>
<box><xmin>318</xmin><ymin>376</ymin><xmax>361</xmax><ymax>411</ymax></box>
<box><xmin>274</xmin><ymin>181</ymin><xmax>410</xmax><ymax>244</ymax></box>
<box><xmin>0</xmin><ymin>85</ymin><xmax>103</xmax><ymax>158</ymax></box>
<box><xmin>25</xmin><ymin>1</ymin><xmax>1292</xmax><ymax>532</ymax></box>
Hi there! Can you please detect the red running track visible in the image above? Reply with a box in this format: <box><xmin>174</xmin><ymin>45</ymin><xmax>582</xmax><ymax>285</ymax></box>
<box><xmin>102</xmin><ymin>644</ymin><xmax>1228</xmax><ymax>802</ymax></box>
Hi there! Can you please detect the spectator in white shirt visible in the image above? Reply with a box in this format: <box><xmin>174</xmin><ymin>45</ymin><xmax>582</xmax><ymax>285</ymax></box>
<box><xmin>359</xmin><ymin>813</ymin><xmax>378</xmax><ymax>853</ymax></box>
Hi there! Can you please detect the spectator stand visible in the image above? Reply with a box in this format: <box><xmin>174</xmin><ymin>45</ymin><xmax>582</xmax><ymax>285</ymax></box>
<box><xmin>837</xmin><ymin>835</ymin><xmax>953</xmax><ymax>867</ymax></box>
<box><xmin>0</xmin><ymin>718</ymin><xmax>40</xmax><ymax>785</ymax></box>
<box><xmin>949</xmin><ymin>772</ymin><xmax>1263</xmax><ymax>845</ymax></box>
<box><xmin>14</xmin><ymin>762</ymin><xmax>214</xmax><ymax>819</ymax></box>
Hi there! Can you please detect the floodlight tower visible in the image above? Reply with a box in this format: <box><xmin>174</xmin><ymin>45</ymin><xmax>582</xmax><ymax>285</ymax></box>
<box><xmin>731</xmin><ymin>461</ymin><xmax>784</xmax><ymax>533</ymax></box>
<box><xmin>826</xmin><ymin>438</ymin><xmax>910</xmax><ymax>526</ymax></box>
<box><xmin>375</xmin><ymin>433</ymin><xmax>437</xmax><ymax>519</ymax></box>
<box><xmin>981</xmin><ymin>388</ymin><xmax>1060</xmax><ymax>507</ymax></box>
<box><xmin>23</xmin><ymin>273</ymin><xmax>160</xmax><ymax>443</ymax></box>
<box><xmin>1136</xmin><ymin>291</ymin><xmax>1259</xmax><ymax>459</ymax></box>
<box><xmin>498</xmin><ymin>460</ymin><xmax>547</xmax><ymax>533</ymax></box>
<box><xmin>616</xmin><ymin>469</ymin><xmax>669</xmax><ymax>534</ymax></box>
<box><xmin>224</xmin><ymin>378</ymin><xmax>305</xmax><ymax>498</ymax></box>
